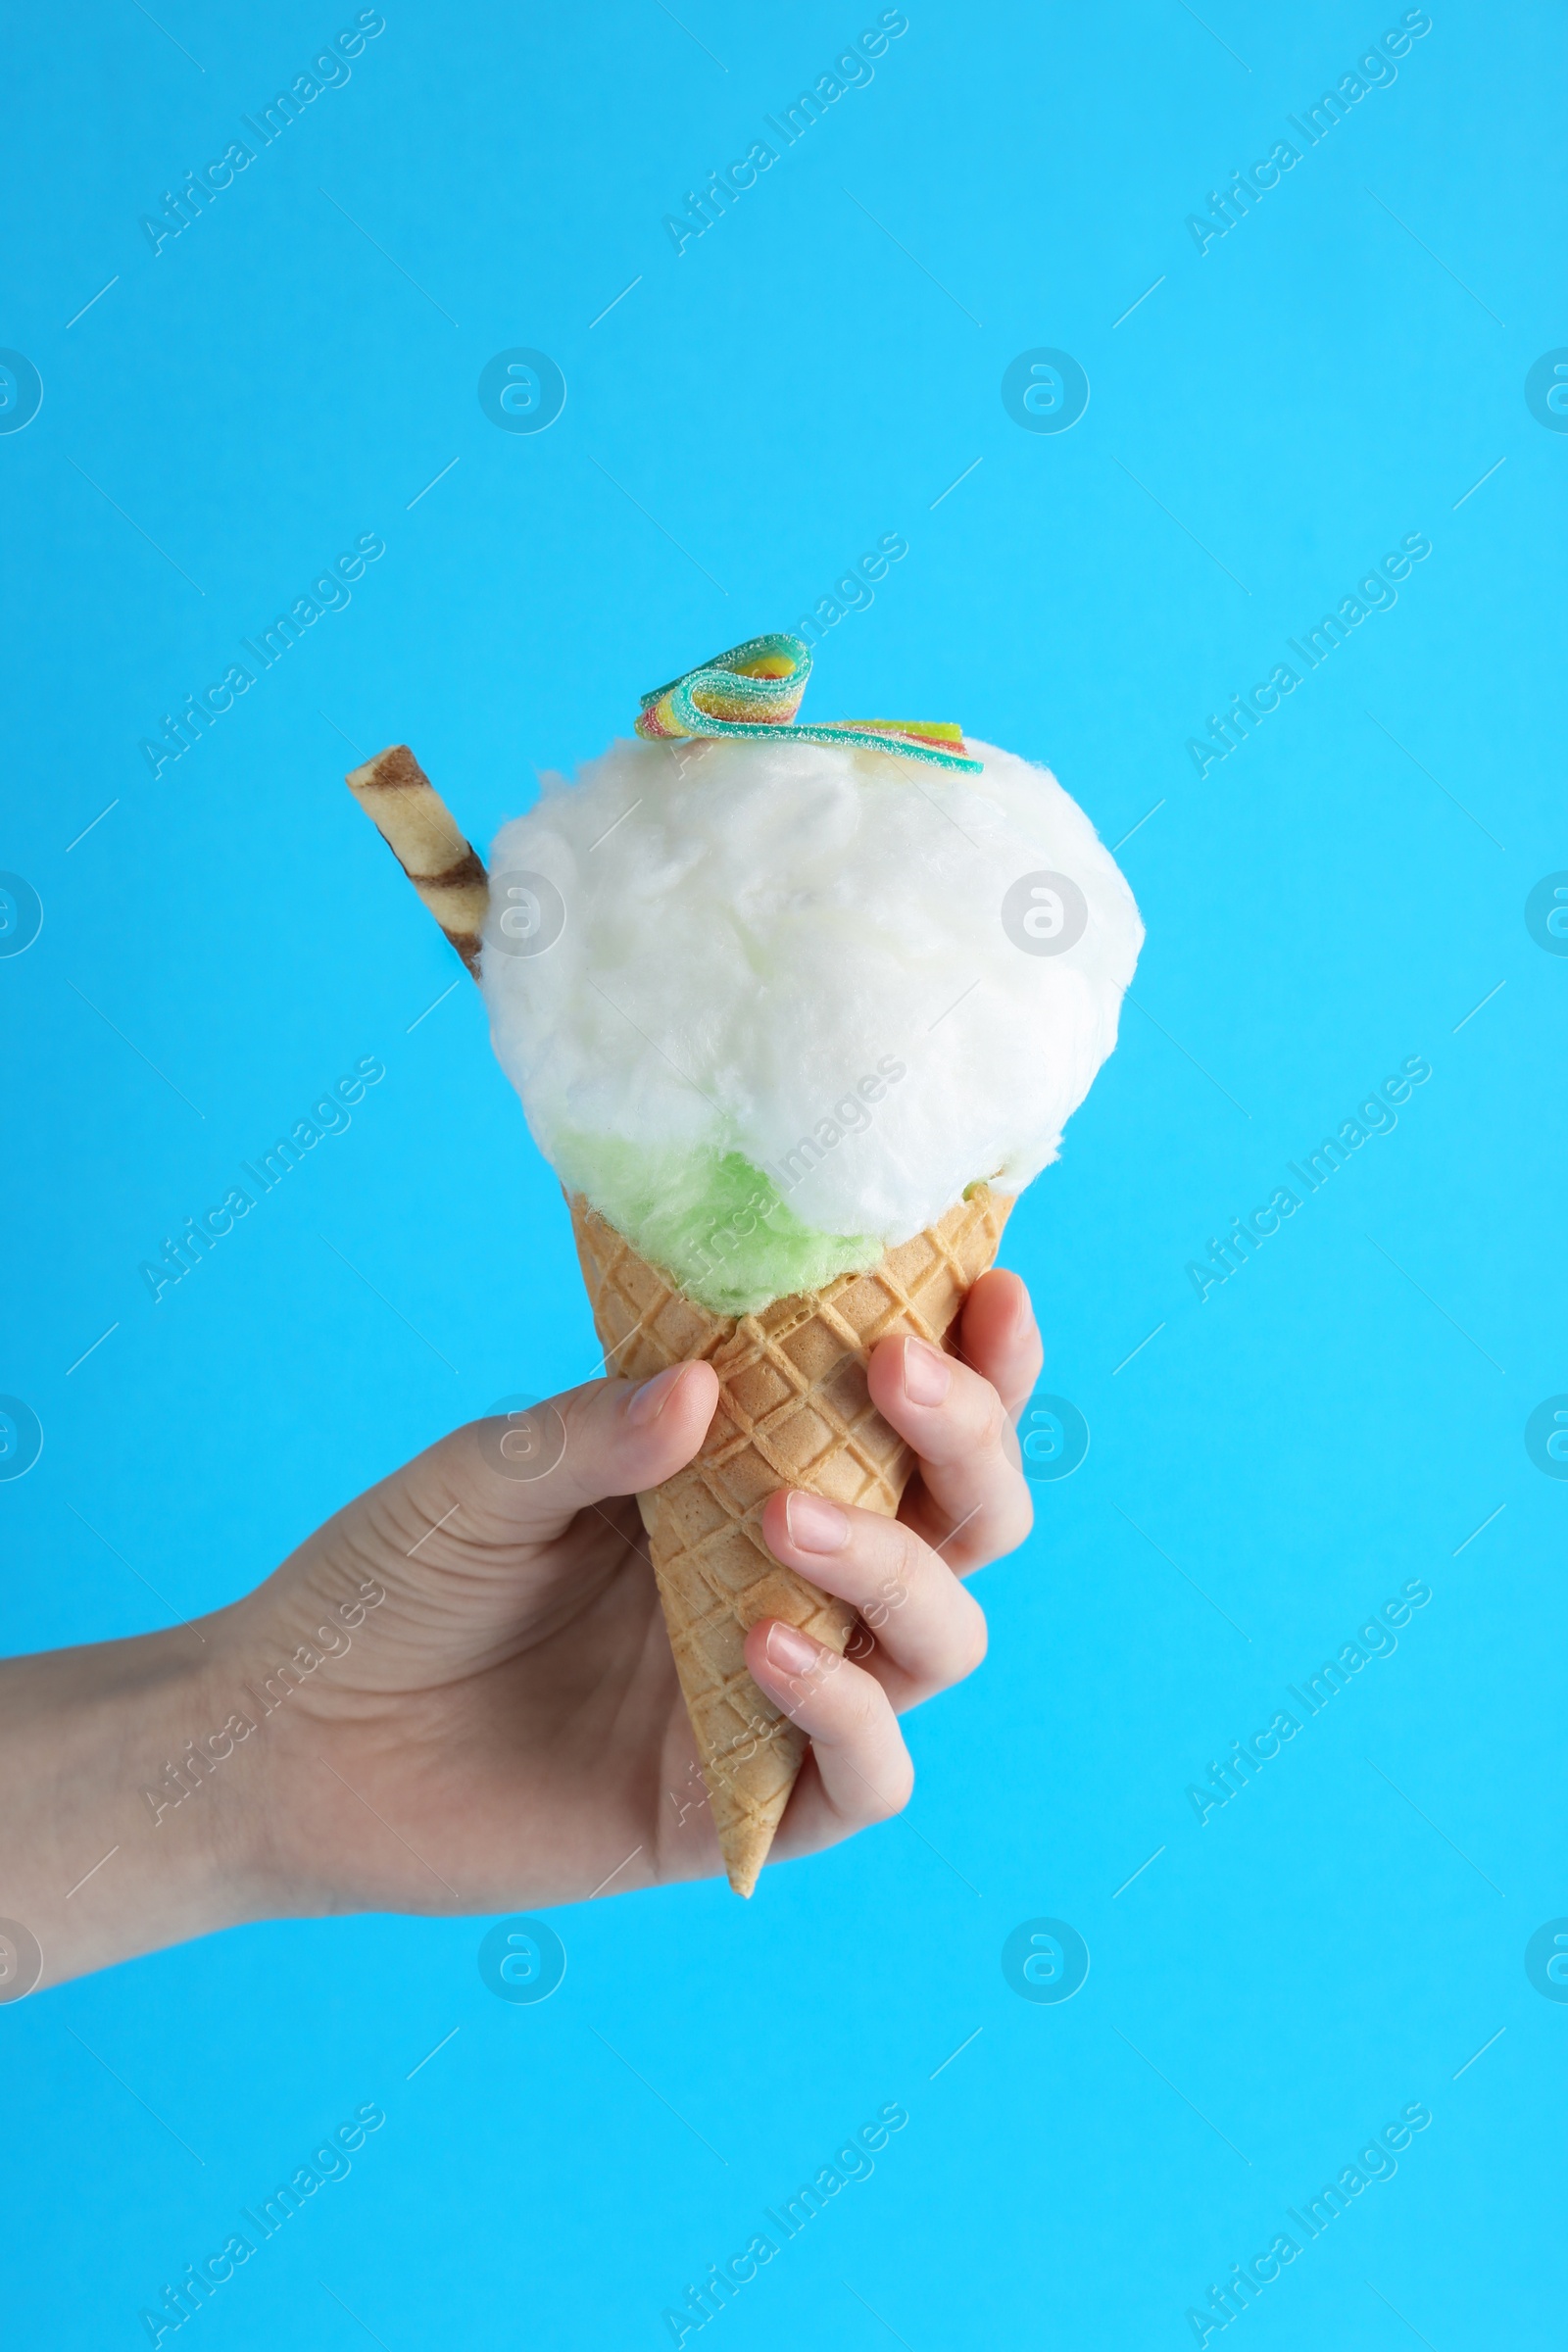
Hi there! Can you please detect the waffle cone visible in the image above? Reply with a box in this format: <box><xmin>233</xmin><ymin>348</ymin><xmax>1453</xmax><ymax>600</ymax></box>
<box><xmin>569</xmin><ymin>1185</ymin><xmax>1013</xmax><ymax>1896</ymax></box>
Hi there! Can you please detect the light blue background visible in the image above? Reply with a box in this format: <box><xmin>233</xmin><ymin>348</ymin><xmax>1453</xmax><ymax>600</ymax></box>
<box><xmin>2</xmin><ymin>2</ymin><xmax>1564</xmax><ymax>2344</ymax></box>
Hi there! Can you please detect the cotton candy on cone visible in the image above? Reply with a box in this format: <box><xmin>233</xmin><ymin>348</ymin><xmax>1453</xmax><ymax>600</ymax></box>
<box><xmin>569</xmin><ymin>1184</ymin><xmax>1013</xmax><ymax>1895</ymax></box>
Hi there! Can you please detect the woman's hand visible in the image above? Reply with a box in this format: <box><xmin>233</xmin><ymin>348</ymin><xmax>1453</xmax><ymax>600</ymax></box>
<box><xmin>2</xmin><ymin>1271</ymin><xmax>1042</xmax><ymax>1986</ymax></box>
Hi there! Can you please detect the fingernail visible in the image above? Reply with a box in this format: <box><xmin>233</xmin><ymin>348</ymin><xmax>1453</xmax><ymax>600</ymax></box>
<box><xmin>627</xmin><ymin>1364</ymin><xmax>686</xmax><ymax>1425</ymax></box>
<box><xmin>763</xmin><ymin>1620</ymin><xmax>822</xmax><ymax>1678</ymax></box>
<box><xmin>902</xmin><ymin>1338</ymin><xmax>952</xmax><ymax>1406</ymax></box>
<box><xmin>784</xmin><ymin>1491</ymin><xmax>849</xmax><ymax>1553</ymax></box>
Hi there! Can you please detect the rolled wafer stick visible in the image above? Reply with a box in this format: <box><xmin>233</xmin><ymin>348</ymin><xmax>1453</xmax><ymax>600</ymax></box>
<box><xmin>346</xmin><ymin>745</ymin><xmax>489</xmax><ymax>976</ymax></box>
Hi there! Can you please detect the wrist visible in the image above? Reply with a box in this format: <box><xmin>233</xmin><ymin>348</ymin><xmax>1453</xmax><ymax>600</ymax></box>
<box><xmin>0</xmin><ymin>1612</ymin><xmax>269</xmax><ymax>1993</ymax></box>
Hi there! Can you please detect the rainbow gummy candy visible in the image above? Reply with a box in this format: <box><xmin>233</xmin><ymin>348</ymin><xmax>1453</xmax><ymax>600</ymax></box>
<box><xmin>635</xmin><ymin>632</ymin><xmax>983</xmax><ymax>772</ymax></box>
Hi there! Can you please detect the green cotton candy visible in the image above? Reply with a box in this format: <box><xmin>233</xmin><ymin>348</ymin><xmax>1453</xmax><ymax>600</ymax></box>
<box><xmin>552</xmin><ymin>1133</ymin><xmax>883</xmax><ymax>1316</ymax></box>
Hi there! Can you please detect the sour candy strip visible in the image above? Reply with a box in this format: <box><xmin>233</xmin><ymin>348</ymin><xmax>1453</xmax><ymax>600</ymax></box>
<box><xmin>635</xmin><ymin>632</ymin><xmax>983</xmax><ymax>772</ymax></box>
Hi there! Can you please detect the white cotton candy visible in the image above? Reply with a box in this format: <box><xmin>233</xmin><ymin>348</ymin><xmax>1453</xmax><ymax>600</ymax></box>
<box><xmin>479</xmin><ymin>730</ymin><xmax>1143</xmax><ymax>1251</ymax></box>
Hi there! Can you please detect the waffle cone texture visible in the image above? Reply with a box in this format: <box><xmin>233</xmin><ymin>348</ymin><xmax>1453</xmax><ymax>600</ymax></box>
<box><xmin>569</xmin><ymin>1185</ymin><xmax>1013</xmax><ymax>1895</ymax></box>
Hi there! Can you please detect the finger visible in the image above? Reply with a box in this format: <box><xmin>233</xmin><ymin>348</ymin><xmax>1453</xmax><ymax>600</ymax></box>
<box><xmin>450</xmin><ymin>1361</ymin><xmax>721</xmax><ymax>1544</ymax></box>
<box><xmin>955</xmin><ymin>1268</ymin><xmax>1043</xmax><ymax>1422</ymax></box>
<box><xmin>744</xmin><ymin>1618</ymin><xmax>914</xmax><ymax>1837</ymax></box>
<box><xmin>865</xmin><ymin>1334</ymin><xmax>1032</xmax><ymax>1572</ymax></box>
<box><xmin>759</xmin><ymin>1490</ymin><xmax>986</xmax><ymax>1706</ymax></box>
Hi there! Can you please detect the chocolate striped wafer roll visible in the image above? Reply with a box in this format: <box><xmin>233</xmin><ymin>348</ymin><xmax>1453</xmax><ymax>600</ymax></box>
<box><xmin>345</xmin><ymin>745</ymin><xmax>489</xmax><ymax>976</ymax></box>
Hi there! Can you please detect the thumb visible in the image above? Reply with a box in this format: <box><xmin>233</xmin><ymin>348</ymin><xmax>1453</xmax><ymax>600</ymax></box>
<box><xmin>460</xmin><ymin>1361</ymin><xmax>720</xmax><ymax>1542</ymax></box>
